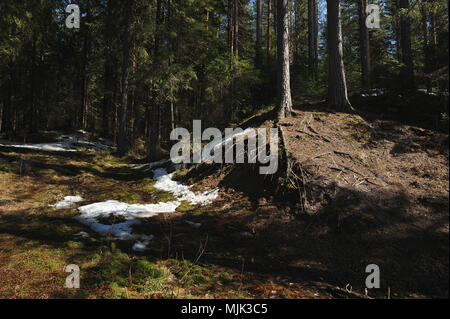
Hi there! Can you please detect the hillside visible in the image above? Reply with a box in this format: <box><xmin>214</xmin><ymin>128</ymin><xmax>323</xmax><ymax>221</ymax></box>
<box><xmin>1</xmin><ymin>95</ymin><xmax>447</xmax><ymax>299</ymax></box>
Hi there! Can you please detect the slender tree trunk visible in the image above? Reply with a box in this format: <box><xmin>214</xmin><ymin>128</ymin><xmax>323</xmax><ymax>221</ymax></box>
<box><xmin>29</xmin><ymin>36</ymin><xmax>37</xmax><ymax>134</ymax></box>
<box><xmin>234</xmin><ymin>0</ymin><xmax>239</xmax><ymax>57</ymax></box>
<box><xmin>420</xmin><ymin>3</ymin><xmax>431</xmax><ymax>91</ymax></box>
<box><xmin>118</xmin><ymin>1</ymin><xmax>132</xmax><ymax>155</ymax></box>
<box><xmin>1</xmin><ymin>76</ymin><xmax>12</xmax><ymax>137</ymax></box>
<box><xmin>358</xmin><ymin>0</ymin><xmax>371</xmax><ymax>88</ymax></box>
<box><xmin>80</xmin><ymin>0</ymin><xmax>91</xmax><ymax>130</ymax></box>
<box><xmin>308</xmin><ymin>0</ymin><xmax>318</xmax><ymax>78</ymax></box>
<box><xmin>149</xmin><ymin>0</ymin><xmax>163</xmax><ymax>159</ymax></box>
<box><xmin>229</xmin><ymin>0</ymin><xmax>234</xmax><ymax>55</ymax></box>
<box><xmin>430</xmin><ymin>10</ymin><xmax>437</xmax><ymax>46</ymax></box>
<box><xmin>399</xmin><ymin>0</ymin><xmax>415</xmax><ymax>88</ymax></box>
<box><xmin>102</xmin><ymin>57</ymin><xmax>112</xmax><ymax>136</ymax></box>
<box><xmin>327</xmin><ymin>0</ymin><xmax>352</xmax><ymax>111</ymax></box>
<box><xmin>276</xmin><ymin>0</ymin><xmax>292</xmax><ymax>119</ymax></box>
<box><xmin>314</xmin><ymin>0</ymin><xmax>319</xmax><ymax>79</ymax></box>
<box><xmin>267</xmin><ymin>0</ymin><xmax>272</xmax><ymax>57</ymax></box>
<box><xmin>273</xmin><ymin>0</ymin><xmax>277</xmax><ymax>59</ymax></box>
<box><xmin>256</xmin><ymin>0</ymin><xmax>263</xmax><ymax>66</ymax></box>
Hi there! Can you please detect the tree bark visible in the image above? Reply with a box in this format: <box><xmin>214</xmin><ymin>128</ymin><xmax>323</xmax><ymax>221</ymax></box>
<box><xmin>308</xmin><ymin>0</ymin><xmax>319</xmax><ymax>78</ymax></box>
<box><xmin>1</xmin><ymin>74</ymin><xmax>12</xmax><ymax>137</ymax></box>
<box><xmin>267</xmin><ymin>0</ymin><xmax>272</xmax><ymax>57</ymax></box>
<box><xmin>149</xmin><ymin>0</ymin><xmax>163</xmax><ymax>159</ymax></box>
<box><xmin>80</xmin><ymin>0</ymin><xmax>91</xmax><ymax>130</ymax></box>
<box><xmin>102</xmin><ymin>56</ymin><xmax>112</xmax><ymax>137</ymax></box>
<box><xmin>327</xmin><ymin>0</ymin><xmax>352</xmax><ymax>111</ymax></box>
<box><xmin>234</xmin><ymin>0</ymin><xmax>239</xmax><ymax>57</ymax></box>
<box><xmin>276</xmin><ymin>0</ymin><xmax>292</xmax><ymax>119</ymax></box>
<box><xmin>228</xmin><ymin>0</ymin><xmax>234</xmax><ymax>55</ymax></box>
<box><xmin>256</xmin><ymin>0</ymin><xmax>263</xmax><ymax>66</ymax></box>
<box><xmin>118</xmin><ymin>1</ymin><xmax>132</xmax><ymax>155</ymax></box>
<box><xmin>399</xmin><ymin>0</ymin><xmax>415</xmax><ymax>88</ymax></box>
<box><xmin>358</xmin><ymin>0</ymin><xmax>371</xmax><ymax>88</ymax></box>
<box><xmin>273</xmin><ymin>0</ymin><xmax>277</xmax><ymax>59</ymax></box>
<box><xmin>420</xmin><ymin>2</ymin><xmax>431</xmax><ymax>91</ymax></box>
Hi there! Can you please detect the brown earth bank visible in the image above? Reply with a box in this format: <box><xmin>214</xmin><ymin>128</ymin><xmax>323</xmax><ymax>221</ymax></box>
<box><xmin>176</xmin><ymin>94</ymin><xmax>449</xmax><ymax>298</ymax></box>
<box><xmin>0</xmin><ymin>95</ymin><xmax>448</xmax><ymax>299</ymax></box>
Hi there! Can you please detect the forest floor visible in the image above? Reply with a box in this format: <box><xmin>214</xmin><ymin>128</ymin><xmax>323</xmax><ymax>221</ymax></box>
<box><xmin>0</xmin><ymin>95</ymin><xmax>448</xmax><ymax>299</ymax></box>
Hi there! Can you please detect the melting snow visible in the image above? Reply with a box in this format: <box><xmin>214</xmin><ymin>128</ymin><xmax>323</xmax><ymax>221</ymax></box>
<box><xmin>153</xmin><ymin>168</ymin><xmax>219</xmax><ymax>206</ymax></box>
<box><xmin>53</xmin><ymin>196</ymin><xmax>84</xmax><ymax>209</ymax></box>
<box><xmin>185</xmin><ymin>220</ymin><xmax>202</xmax><ymax>229</ymax></box>
<box><xmin>0</xmin><ymin>139</ymin><xmax>76</xmax><ymax>152</ymax></box>
<box><xmin>131</xmin><ymin>159</ymin><xmax>171</xmax><ymax>172</ymax></box>
<box><xmin>74</xmin><ymin>166</ymin><xmax>218</xmax><ymax>250</ymax></box>
<box><xmin>0</xmin><ymin>133</ymin><xmax>113</xmax><ymax>152</ymax></box>
<box><xmin>74</xmin><ymin>231</ymin><xmax>90</xmax><ymax>238</ymax></box>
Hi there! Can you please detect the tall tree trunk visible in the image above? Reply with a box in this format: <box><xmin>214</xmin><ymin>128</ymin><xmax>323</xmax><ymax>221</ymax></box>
<box><xmin>430</xmin><ymin>10</ymin><xmax>437</xmax><ymax>47</ymax></box>
<box><xmin>228</xmin><ymin>0</ymin><xmax>234</xmax><ymax>55</ymax></box>
<box><xmin>308</xmin><ymin>0</ymin><xmax>318</xmax><ymax>78</ymax></box>
<box><xmin>399</xmin><ymin>0</ymin><xmax>415</xmax><ymax>88</ymax></box>
<box><xmin>149</xmin><ymin>0</ymin><xmax>163</xmax><ymax>159</ymax></box>
<box><xmin>273</xmin><ymin>0</ymin><xmax>277</xmax><ymax>59</ymax></box>
<box><xmin>102</xmin><ymin>56</ymin><xmax>112</xmax><ymax>137</ymax></box>
<box><xmin>314</xmin><ymin>0</ymin><xmax>319</xmax><ymax>79</ymax></box>
<box><xmin>267</xmin><ymin>0</ymin><xmax>272</xmax><ymax>57</ymax></box>
<box><xmin>234</xmin><ymin>0</ymin><xmax>239</xmax><ymax>56</ymax></box>
<box><xmin>28</xmin><ymin>35</ymin><xmax>38</xmax><ymax>134</ymax></box>
<box><xmin>358</xmin><ymin>0</ymin><xmax>371</xmax><ymax>88</ymax></box>
<box><xmin>118</xmin><ymin>1</ymin><xmax>132</xmax><ymax>155</ymax></box>
<box><xmin>276</xmin><ymin>0</ymin><xmax>292</xmax><ymax>119</ymax></box>
<box><xmin>420</xmin><ymin>2</ymin><xmax>431</xmax><ymax>91</ymax></box>
<box><xmin>80</xmin><ymin>0</ymin><xmax>91</xmax><ymax>130</ymax></box>
<box><xmin>256</xmin><ymin>0</ymin><xmax>263</xmax><ymax>66</ymax></box>
<box><xmin>1</xmin><ymin>74</ymin><xmax>12</xmax><ymax>138</ymax></box>
<box><xmin>327</xmin><ymin>0</ymin><xmax>352</xmax><ymax>111</ymax></box>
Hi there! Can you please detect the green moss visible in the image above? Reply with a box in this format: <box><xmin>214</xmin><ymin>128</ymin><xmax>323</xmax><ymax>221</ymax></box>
<box><xmin>141</xmin><ymin>178</ymin><xmax>177</xmax><ymax>202</ymax></box>
<box><xmin>177</xmin><ymin>201</ymin><xmax>195</xmax><ymax>212</ymax></box>
<box><xmin>112</xmin><ymin>191</ymin><xmax>142</xmax><ymax>204</ymax></box>
<box><xmin>0</xmin><ymin>158</ymin><xmax>12</xmax><ymax>172</ymax></box>
<box><xmin>66</xmin><ymin>241</ymin><xmax>83</xmax><ymax>249</ymax></box>
<box><xmin>218</xmin><ymin>272</ymin><xmax>233</xmax><ymax>283</ymax></box>
<box><xmin>166</xmin><ymin>259</ymin><xmax>212</xmax><ymax>287</ymax></box>
<box><xmin>100</xmin><ymin>245</ymin><xmax>132</xmax><ymax>286</ymax></box>
<box><xmin>108</xmin><ymin>282</ymin><xmax>129</xmax><ymax>299</ymax></box>
<box><xmin>133</xmin><ymin>260</ymin><xmax>165</xmax><ymax>284</ymax></box>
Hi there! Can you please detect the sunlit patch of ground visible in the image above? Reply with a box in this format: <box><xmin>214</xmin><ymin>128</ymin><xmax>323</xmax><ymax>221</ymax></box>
<box><xmin>0</xmin><ymin>101</ymin><xmax>448</xmax><ymax>299</ymax></box>
<box><xmin>0</xmin><ymin>146</ymin><xmax>322</xmax><ymax>299</ymax></box>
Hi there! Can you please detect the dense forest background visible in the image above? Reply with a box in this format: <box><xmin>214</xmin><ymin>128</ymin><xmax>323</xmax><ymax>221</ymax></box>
<box><xmin>0</xmin><ymin>0</ymin><xmax>448</xmax><ymax>157</ymax></box>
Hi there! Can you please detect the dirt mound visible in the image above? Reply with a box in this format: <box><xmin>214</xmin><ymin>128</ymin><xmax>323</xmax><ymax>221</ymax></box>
<box><xmin>173</xmin><ymin>97</ymin><xmax>449</xmax><ymax>298</ymax></box>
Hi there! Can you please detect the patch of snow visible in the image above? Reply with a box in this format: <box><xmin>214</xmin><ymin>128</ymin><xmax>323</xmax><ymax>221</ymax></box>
<box><xmin>76</xmin><ymin>199</ymin><xmax>179</xmax><ymax>243</ymax></box>
<box><xmin>52</xmin><ymin>196</ymin><xmax>84</xmax><ymax>209</ymax></box>
<box><xmin>153</xmin><ymin>168</ymin><xmax>219</xmax><ymax>206</ymax></box>
<box><xmin>0</xmin><ymin>140</ymin><xmax>77</xmax><ymax>152</ymax></box>
<box><xmin>57</xmin><ymin>134</ymin><xmax>113</xmax><ymax>151</ymax></box>
<box><xmin>185</xmin><ymin>220</ymin><xmax>202</xmax><ymax>229</ymax></box>
<box><xmin>74</xmin><ymin>231</ymin><xmax>90</xmax><ymax>238</ymax></box>
<box><xmin>74</xmin><ymin>161</ymin><xmax>218</xmax><ymax>248</ymax></box>
<box><xmin>132</xmin><ymin>235</ymin><xmax>154</xmax><ymax>251</ymax></box>
<box><xmin>0</xmin><ymin>133</ymin><xmax>113</xmax><ymax>152</ymax></box>
<box><xmin>132</xmin><ymin>159</ymin><xmax>171</xmax><ymax>171</ymax></box>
